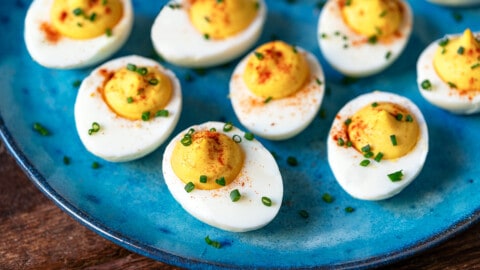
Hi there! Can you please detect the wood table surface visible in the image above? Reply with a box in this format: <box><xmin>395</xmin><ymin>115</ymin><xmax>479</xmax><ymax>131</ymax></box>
<box><xmin>1</xmin><ymin>140</ymin><xmax>480</xmax><ymax>270</ymax></box>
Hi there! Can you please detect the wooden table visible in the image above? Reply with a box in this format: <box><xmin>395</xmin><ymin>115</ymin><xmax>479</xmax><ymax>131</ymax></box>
<box><xmin>1</xmin><ymin>141</ymin><xmax>479</xmax><ymax>269</ymax></box>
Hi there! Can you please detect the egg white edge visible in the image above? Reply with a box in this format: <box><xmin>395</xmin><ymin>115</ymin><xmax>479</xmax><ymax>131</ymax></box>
<box><xmin>327</xmin><ymin>91</ymin><xmax>429</xmax><ymax>200</ymax></box>
<box><xmin>229</xmin><ymin>47</ymin><xmax>325</xmax><ymax>141</ymax></box>
<box><xmin>416</xmin><ymin>32</ymin><xmax>480</xmax><ymax>114</ymax></box>
<box><xmin>24</xmin><ymin>0</ymin><xmax>134</xmax><ymax>69</ymax></box>
<box><xmin>150</xmin><ymin>0</ymin><xmax>267</xmax><ymax>68</ymax></box>
<box><xmin>317</xmin><ymin>0</ymin><xmax>413</xmax><ymax>77</ymax></box>
<box><xmin>74</xmin><ymin>55</ymin><xmax>182</xmax><ymax>162</ymax></box>
<box><xmin>162</xmin><ymin>121</ymin><xmax>283</xmax><ymax>232</ymax></box>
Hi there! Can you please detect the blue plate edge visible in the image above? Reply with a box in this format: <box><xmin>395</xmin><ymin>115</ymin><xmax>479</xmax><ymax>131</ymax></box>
<box><xmin>2</xmin><ymin>112</ymin><xmax>480</xmax><ymax>269</ymax></box>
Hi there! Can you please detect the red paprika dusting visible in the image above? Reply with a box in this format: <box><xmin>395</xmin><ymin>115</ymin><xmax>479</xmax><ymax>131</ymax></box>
<box><xmin>40</xmin><ymin>22</ymin><xmax>61</xmax><ymax>43</ymax></box>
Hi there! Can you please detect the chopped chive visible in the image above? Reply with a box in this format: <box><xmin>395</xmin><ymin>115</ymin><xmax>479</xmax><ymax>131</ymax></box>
<box><xmin>148</xmin><ymin>78</ymin><xmax>159</xmax><ymax>85</ymax></box>
<box><xmin>364</xmin><ymin>151</ymin><xmax>374</xmax><ymax>158</ymax></box>
<box><xmin>346</xmin><ymin>141</ymin><xmax>352</xmax><ymax>147</ymax></box>
<box><xmin>344</xmin><ymin>118</ymin><xmax>352</xmax><ymax>125</ymax></box>
<box><xmin>127</xmin><ymin>97</ymin><xmax>134</xmax><ymax>103</ymax></box>
<box><xmin>367</xmin><ymin>35</ymin><xmax>378</xmax><ymax>44</ymax></box>
<box><xmin>471</xmin><ymin>63</ymin><xmax>480</xmax><ymax>69</ymax></box>
<box><xmin>102</xmin><ymin>0</ymin><xmax>107</xmax><ymax>5</ymax></box>
<box><xmin>360</xmin><ymin>159</ymin><xmax>370</xmax><ymax>167</ymax></box>
<box><xmin>292</xmin><ymin>45</ymin><xmax>298</xmax><ymax>53</ymax></box>
<box><xmin>254</xmin><ymin>51</ymin><xmax>264</xmax><ymax>60</ymax></box>
<box><xmin>315</xmin><ymin>78</ymin><xmax>323</xmax><ymax>85</ymax></box>
<box><xmin>361</xmin><ymin>144</ymin><xmax>371</xmax><ymax>153</ymax></box>
<box><xmin>457</xmin><ymin>46</ymin><xmax>465</xmax><ymax>55</ymax></box>
<box><xmin>390</xmin><ymin>134</ymin><xmax>397</xmax><ymax>146</ymax></box>
<box><xmin>374</xmin><ymin>152</ymin><xmax>384</xmax><ymax>162</ymax></box>
<box><xmin>215</xmin><ymin>177</ymin><xmax>226</xmax><ymax>186</ymax></box>
<box><xmin>298</xmin><ymin>210</ymin><xmax>309</xmax><ymax>219</ymax></box>
<box><xmin>203</xmin><ymin>33</ymin><xmax>210</xmax><ymax>40</ymax></box>
<box><xmin>345</xmin><ymin>0</ymin><xmax>351</xmax><ymax>5</ymax></box>
<box><xmin>385</xmin><ymin>51</ymin><xmax>392</xmax><ymax>60</ymax></box>
<box><xmin>184</xmin><ymin>182</ymin><xmax>195</xmax><ymax>193</ymax></box>
<box><xmin>230</xmin><ymin>189</ymin><xmax>241</xmax><ymax>202</ymax></box>
<box><xmin>322</xmin><ymin>193</ymin><xmax>334</xmax><ymax>203</ymax></box>
<box><xmin>345</xmin><ymin>206</ymin><xmax>355</xmax><ymax>213</ymax></box>
<box><xmin>63</xmin><ymin>156</ymin><xmax>70</xmax><ymax>165</ymax></box>
<box><xmin>451</xmin><ymin>11</ymin><xmax>462</xmax><ymax>22</ymax></box>
<box><xmin>127</xmin><ymin>63</ymin><xmax>137</xmax><ymax>71</ymax></box>
<box><xmin>337</xmin><ymin>138</ymin><xmax>345</xmax><ymax>146</ymax></box>
<box><xmin>137</xmin><ymin>67</ymin><xmax>148</xmax><ymax>75</ymax></box>
<box><xmin>181</xmin><ymin>136</ymin><xmax>192</xmax><ymax>146</ymax></box>
<box><xmin>205</xmin><ymin>236</ymin><xmax>221</xmax><ymax>248</ymax></box>
<box><xmin>287</xmin><ymin>156</ymin><xmax>298</xmax><ymax>166</ymax></box>
<box><xmin>438</xmin><ymin>38</ymin><xmax>449</xmax><ymax>47</ymax></box>
<box><xmin>89</xmin><ymin>12</ymin><xmax>97</xmax><ymax>21</ymax></box>
<box><xmin>199</xmin><ymin>175</ymin><xmax>207</xmax><ymax>183</ymax></box>
<box><xmin>155</xmin><ymin>110</ymin><xmax>169</xmax><ymax>117</ymax></box>
<box><xmin>244</xmin><ymin>132</ymin><xmax>254</xmax><ymax>141</ymax></box>
<box><xmin>421</xmin><ymin>79</ymin><xmax>432</xmax><ymax>90</ymax></box>
<box><xmin>141</xmin><ymin>111</ymin><xmax>151</xmax><ymax>121</ymax></box>
<box><xmin>371</xmin><ymin>102</ymin><xmax>378</xmax><ymax>107</ymax></box>
<box><xmin>388</xmin><ymin>170</ymin><xmax>403</xmax><ymax>181</ymax></box>
<box><xmin>264</xmin><ymin>96</ymin><xmax>273</xmax><ymax>103</ymax></box>
<box><xmin>73</xmin><ymin>8</ymin><xmax>83</xmax><ymax>16</ymax></box>
<box><xmin>91</xmin><ymin>161</ymin><xmax>100</xmax><ymax>169</ymax></box>
<box><xmin>106</xmin><ymin>28</ymin><xmax>112</xmax><ymax>37</ymax></box>
<box><xmin>88</xmin><ymin>122</ymin><xmax>100</xmax><ymax>135</ymax></box>
<box><xmin>232</xmin><ymin>134</ymin><xmax>242</xmax><ymax>143</ymax></box>
<box><xmin>223</xmin><ymin>122</ymin><xmax>233</xmax><ymax>132</ymax></box>
<box><xmin>168</xmin><ymin>3</ymin><xmax>182</xmax><ymax>9</ymax></box>
<box><xmin>396</xmin><ymin>113</ymin><xmax>403</xmax><ymax>121</ymax></box>
<box><xmin>33</xmin><ymin>122</ymin><xmax>50</xmax><ymax>136</ymax></box>
<box><xmin>320</xmin><ymin>33</ymin><xmax>328</xmax><ymax>39</ymax></box>
<box><xmin>448</xmin><ymin>82</ymin><xmax>457</xmax><ymax>88</ymax></box>
<box><xmin>379</xmin><ymin>10</ymin><xmax>387</xmax><ymax>17</ymax></box>
<box><xmin>406</xmin><ymin>115</ymin><xmax>413</xmax><ymax>122</ymax></box>
<box><xmin>210</xmin><ymin>127</ymin><xmax>216</xmax><ymax>132</ymax></box>
<box><xmin>72</xmin><ymin>80</ymin><xmax>81</xmax><ymax>88</ymax></box>
<box><xmin>261</xmin><ymin>196</ymin><xmax>272</xmax><ymax>206</ymax></box>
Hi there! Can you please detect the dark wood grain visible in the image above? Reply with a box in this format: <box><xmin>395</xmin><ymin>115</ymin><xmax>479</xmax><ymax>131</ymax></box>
<box><xmin>1</xmin><ymin>140</ymin><xmax>479</xmax><ymax>269</ymax></box>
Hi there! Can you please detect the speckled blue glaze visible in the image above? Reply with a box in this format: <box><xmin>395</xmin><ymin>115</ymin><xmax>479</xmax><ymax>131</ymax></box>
<box><xmin>1</xmin><ymin>0</ymin><xmax>480</xmax><ymax>268</ymax></box>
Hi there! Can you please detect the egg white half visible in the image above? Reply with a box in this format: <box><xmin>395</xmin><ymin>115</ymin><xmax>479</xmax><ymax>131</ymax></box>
<box><xmin>74</xmin><ymin>55</ymin><xmax>182</xmax><ymax>162</ymax></box>
<box><xmin>416</xmin><ymin>32</ymin><xmax>480</xmax><ymax>114</ymax></box>
<box><xmin>327</xmin><ymin>91</ymin><xmax>429</xmax><ymax>200</ymax></box>
<box><xmin>162</xmin><ymin>121</ymin><xmax>283</xmax><ymax>232</ymax></box>
<box><xmin>317</xmin><ymin>0</ymin><xmax>413</xmax><ymax>77</ymax></box>
<box><xmin>24</xmin><ymin>0</ymin><xmax>133</xmax><ymax>69</ymax></box>
<box><xmin>150</xmin><ymin>0</ymin><xmax>266</xmax><ymax>68</ymax></box>
<box><xmin>229</xmin><ymin>47</ymin><xmax>325</xmax><ymax>140</ymax></box>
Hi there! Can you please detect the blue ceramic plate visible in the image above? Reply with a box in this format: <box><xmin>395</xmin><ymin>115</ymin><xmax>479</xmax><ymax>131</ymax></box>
<box><xmin>1</xmin><ymin>0</ymin><xmax>480</xmax><ymax>268</ymax></box>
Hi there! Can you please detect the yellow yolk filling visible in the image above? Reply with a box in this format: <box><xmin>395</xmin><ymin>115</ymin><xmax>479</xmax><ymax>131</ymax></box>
<box><xmin>51</xmin><ymin>0</ymin><xmax>123</xmax><ymax>39</ymax></box>
<box><xmin>189</xmin><ymin>0</ymin><xmax>258</xmax><ymax>40</ymax></box>
<box><xmin>433</xmin><ymin>29</ymin><xmax>480</xmax><ymax>92</ymax></box>
<box><xmin>347</xmin><ymin>102</ymin><xmax>419</xmax><ymax>160</ymax></box>
<box><xmin>242</xmin><ymin>41</ymin><xmax>309</xmax><ymax>99</ymax></box>
<box><xmin>341</xmin><ymin>0</ymin><xmax>403</xmax><ymax>39</ymax></box>
<box><xmin>102</xmin><ymin>65</ymin><xmax>172</xmax><ymax>120</ymax></box>
<box><xmin>171</xmin><ymin>130</ymin><xmax>244</xmax><ymax>190</ymax></box>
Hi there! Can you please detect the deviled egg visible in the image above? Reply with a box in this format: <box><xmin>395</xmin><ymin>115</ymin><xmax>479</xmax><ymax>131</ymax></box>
<box><xmin>417</xmin><ymin>29</ymin><xmax>480</xmax><ymax>114</ymax></box>
<box><xmin>24</xmin><ymin>0</ymin><xmax>133</xmax><ymax>69</ymax></box>
<box><xmin>317</xmin><ymin>0</ymin><xmax>413</xmax><ymax>77</ymax></box>
<box><xmin>74</xmin><ymin>55</ymin><xmax>182</xmax><ymax>162</ymax></box>
<box><xmin>229</xmin><ymin>40</ymin><xmax>325</xmax><ymax>140</ymax></box>
<box><xmin>327</xmin><ymin>91</ymin><xmax>428</xmax><ymax>200</ymax></box>
<box><xmin>151</xmin><ymin>0</ymin><xmax>266</xmax><ymax>68</ymax></box>
<box><xmin>162</xmin><ymin>121</ymin><xmax>283</xmax><ymax>232</ymax></box>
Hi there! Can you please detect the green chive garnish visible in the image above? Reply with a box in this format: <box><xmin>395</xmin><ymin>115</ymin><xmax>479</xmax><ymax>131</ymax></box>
<box><xmin>388</xmin><ymin>170</ymin><xmax>403</xmax><ymax>182</ymax></box>
<box><xmin>91</xmin><ymin>161</ymin><xmax>100</xmax><ymax>169</ymax></box>
<box><xmin>127</xmin><ymin>97</ymin><xmax>134</xmax><ymax>103</ymax></box>
<box><xmin>184</xmin><ymin>182</ymin><xmax>195</xmax><ymax>193</ymax></box>
<box><xmin>33</xmin><ymin>122</ymin><xmax>50</xmax><ymax>136</ymax></box>
<box><xmin>298</xmin><ymin>210</ymin><xmax>309</xmax><ymax>219</ymax></box>
<box><xmin>127</xmin><ymin>63</ymin><xmax>137</xmax><ymax>71</ymax></box>
<box><xmin>155</xmin><ymin>109</ymin><xmax>169</xmax><ymax>117</ymax></box>
<box><xmin>337</xmin><ymin>138</ymin><xmax>345</xmax><ymax>146</ymax></box>
<box><xmin>390</xmin><ymin>134</ymin><xmax>397</xmax><ymax>146</ymax></box>
<box><xmin>322</xmin><ymin>193</ymin><xmax>334</xmax><ymax>203</ymax></box>
<box><xmin>364</xmin><ymin>152</ymin><xmax>374</xmax><ymax>158</ymax></box>
<box><xmin>203</xmin><ymin>33</ymin><xmax>210</xmax><ymax>40</ymax></box>
<box><xmin>205</xmin><ymin>236</ymin><xmax>221</xmax><ymax>248</ymax></box>
<box><xmin>105</xmin><ymin>28</ymin><xmax>112</xmax><ymax>37</ymax></box>
<box><xmin>199</xmin><ymin>175</ymin><xmax>207</xmax><ymax>183</ymax></box>
<box><xmin>223</xmin><ymin>122</ymin><xmax>233</xmax><ymax>132</ymax></box>
<box><xmin>471</xmin><ymin>63</ymin><xmax>480</xmax><ymax>70</ymax></box>
<box><xmin>230</xmin><ymin>189</ymin><xmax>241</xmax><ymax>202</ymax></box>
<box><xmin>396</xmin><ymin>113</ymin><xmax>403</xmax><ymax>121</ymax></box>
<box><xmin>181</xmin><ymin>136</ymin><xmax>192</xmax><ymax>146</ymax></box>
<box><xmin>232</xmin><ymin>134</ymin><xmax>242</xmax><ymax>143</ymax></box>
<box><xmin>406</xmin><ymin>115</ymin><xmax>413</xmax><ymax>122</ymax></box>
<box><xmin>287</xmin><ymin>156</ymin><xmax>298</xmax><ymax>166</ymax></box>
<box><xmin>89</xmin><ymin>12</ymin><xmax>97</xmax><ymax>21</ymax></box>
<box><xmin>72</xmin><ymin>80</ymin><xmax>81</xmax><ymax>88</ymax></box>
<box><xmin>264</xmin><ymin>96</ymin><xmax>273</xmax><ymax>103</ymax></box>
<box><xmin>215</xmin><ymin>177</ymin><xmax>226</xmax><ymax>186</ymax></box>
<box><xmin>439</xmin><ymin>38</ymin><xmax>449</xmax><ymax>47</ymax></box>
<box><xmin>148</xmin><ymin>78</ymin><xmax>159</xmax><ymax>85</ymax></box>
<box><xmin>448</xmin><ymin>82</ymin><xmax>457</xmax><ymax>88</ymax></box>
<box><xmin>360</xmin><ymin>159</ymin><xmax>370</xmax><ymax>167</ymax></box>
<box><xmin>368</xmin><ymin>35</ymin><xmax>378</xmax><ymax>44</ymax></box>
<box><xmin>141</xmin><ymin>111</ymin><xmax>150</xmax><ymax>121</ymax></box>
<box><xmin>385</xmin><ymin>51</ymin><xmax>392</xmax><ymax>60</ymax></box>
<box><xmin>261</xmin><ymin>196</ymin><xmax>272</xmax><ymax>206</ymax></box>
<box><xmin>361</xmin><ymin>145</ymin><xmax>371</xmax><ymax>153</ymax></box>
<box><xmin>63</xmin><ymin>156</ymin><xmax>70</xmax><ymax>165</ymax></box>
<box><xmin>344</xmin><ymin>118</ymin><xmax>352</xmax><ymax>125</ymax></box>
<box><xmin>73</xmin><ymin>8</ymin><xmax>83</xmax><ymax>16</ymax></box>
<box><xmin>88</xmin><ymin>122</ymin><xmax>100</xmax><ymax>135</ymax></box>
<box><xmin>374</xmin><ymin>152</ymin><xmax>384</xmax><ymax>162</ymax></box>
<box><xmin>457</xmin><ymin>46</ymin><xmax>465</xmax><ymax>55</ymax></box>
<box><xmin>137</xmin><ymin>67</ymin><xmax>148</xmax><ymax>75</ymax></box>
<box><xmin>421</xmin><ymin>79</ymin><xmax>432</xmax><ymax>90</ymax></box>
<box><xmin>345</xmin><ymin>206</ymin><xmax>355</xmax><ymax>213</ymax></box>
<box><xmin>254</xmin><ymin>51</ymin><xmax>264</xmax><ymax>60</ymax></box>
<box><xmin>371</xmin><ymin>102</ymin><xmax>378</xmax><ymax>107</ymax></box>
<box><xmin>315</xmin><ymin>78</ymin><xmax>323</xmax><ymax>85</ymax></box>
<box><xmin>244</xmin><ymin>132</ymin><xmax>254</xmax><ymax>141</ymax></box>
